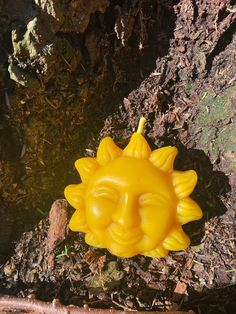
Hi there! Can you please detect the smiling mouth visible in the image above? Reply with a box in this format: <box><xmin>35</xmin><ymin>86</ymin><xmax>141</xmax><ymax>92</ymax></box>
<box><xmin>109</xmin><ymin>225</ymin><xmax>142</xmax><ymax>246</ymax></box>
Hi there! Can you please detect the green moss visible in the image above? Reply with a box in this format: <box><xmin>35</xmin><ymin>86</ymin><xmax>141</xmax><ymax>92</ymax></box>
<box><xmin>212</xmin><ymin>123</ymin><xmax>236</xmax><ymax>163</ymax></box>
<box><xmin>193</xmin><ymin>85</ymin><xmax>236</xmax><ymax>170</ymax></box>
<box><xmin>87</xmin><ymin>261</ymin><xmax>124</xmax><ymax>292</ymax></box>
<box><xmin>197</xmin><ymin>87</ymin><xmax>235</xmax><ymax>127</ymax></box>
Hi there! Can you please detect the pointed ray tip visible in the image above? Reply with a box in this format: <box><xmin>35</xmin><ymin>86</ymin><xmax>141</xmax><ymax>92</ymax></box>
<box><xmin>136</xmin><ymin>116</ymin><xmax>147</xmax><ymax>134</ymax></box>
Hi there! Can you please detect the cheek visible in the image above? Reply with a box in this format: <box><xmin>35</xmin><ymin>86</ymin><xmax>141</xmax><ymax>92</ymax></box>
<box><xmin>86</xmin><ymin>198</ymin><xmax>116</xmax><ymax>228</ymax></box>
<box><xmin>140</xmin><ymin>206</ymin><xmax>175</xmax><ymax>241</ymax></box>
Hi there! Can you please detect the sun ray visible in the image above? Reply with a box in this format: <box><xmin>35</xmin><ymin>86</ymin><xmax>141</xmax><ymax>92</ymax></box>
<box><xmin>85</xmin><ymin>232</ymin><xmax>104</xmax><ymax>248</ymax></box>
<box><xmin>144</xmin><ymin>245</ymin><xmax>168</xmax><ymax>258</ymax></box>
<box><xmin>97</xmin><ymin>137</ymin><xmax>122</xmax><ymax>166</ymax></box>
<box><xmin>172</xmin><ymin>170</ymin><xmax>197</xmax><ymax>199</ymax></box>
<box><xmin>177</xmin><ymin>197</ymin><xmax>203</xmax><ymax>224</ymax></box>
<box><xmin>149</xmin><ymin>146</ymin><xmax>178</xmax><ymax>173</ymax></box>
<box><xmin>64</xmin><ymin>183</ymin><xmax>85</xmax><ymax>210</ymax></box>
<box><xmin>123</xmin><ymin>133</ymin><xmax>151</xmax><ymax>159</ymax></box>
<box><xmin>69</xmin><ymin>209</ymin><xmax>89</xmax><ymax>232</ymax></box>
<box><xmin>163</xmin><ymin>226</ymin><xmax>190</xmax><ymax>251</ymax></box>
<box><xmin>75</xmin><ymin>157</ymin><xmax>98</xmax><ymax>183</ymax></box>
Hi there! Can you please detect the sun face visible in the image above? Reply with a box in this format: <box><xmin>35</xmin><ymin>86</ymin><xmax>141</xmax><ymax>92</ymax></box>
<box><xmin>65</xmin><ymin>131</ymin><xmax>203</xmax><ymax>258</ymax></box>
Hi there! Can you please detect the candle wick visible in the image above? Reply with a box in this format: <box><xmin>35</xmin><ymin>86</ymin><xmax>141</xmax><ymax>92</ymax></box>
<box><xmin>136</xmin><ymin>117</ymin><xmax>146</xmax><ymax>134</ymax></box>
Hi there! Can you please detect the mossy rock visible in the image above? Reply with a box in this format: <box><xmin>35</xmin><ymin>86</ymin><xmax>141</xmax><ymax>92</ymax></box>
<box><xmin>9</xmin><ymin>16</ymin><xmax>81</xmax><ymax>86</ymax></box>
<box><xmin>86</xmin><ymin>261</ymin><xmax>124</xmax><ymax>292</ymax></box>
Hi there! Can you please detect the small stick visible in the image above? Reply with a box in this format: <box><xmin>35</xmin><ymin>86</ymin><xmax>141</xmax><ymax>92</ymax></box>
<box><xmin>0</xmin><ymin>295</ymin><xmax>194</xmax><ymax>314</ymax></box>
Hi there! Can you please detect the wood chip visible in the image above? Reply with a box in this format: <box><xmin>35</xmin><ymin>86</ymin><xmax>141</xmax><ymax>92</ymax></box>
<box><xmin>46</xmin><ymin>199</ymin><xmax>68</xmax><ymax>251</ymax></box>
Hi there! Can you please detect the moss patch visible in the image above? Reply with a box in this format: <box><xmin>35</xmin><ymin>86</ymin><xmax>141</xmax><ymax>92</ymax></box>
<box><xmin>193</xmin><ymin>86</ymin><xmax>236</xmax><ymax>175</ymax></box>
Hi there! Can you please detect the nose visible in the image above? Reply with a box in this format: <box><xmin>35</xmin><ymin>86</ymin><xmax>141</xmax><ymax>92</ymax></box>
<box><xmin>112</xmin><ymin>193</ymin><xmax>140</xmax><ymax>228</ymax></box>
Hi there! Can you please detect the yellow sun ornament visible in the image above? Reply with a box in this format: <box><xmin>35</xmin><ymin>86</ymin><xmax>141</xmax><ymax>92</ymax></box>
<box><xmin>64</xmin><ymin>117</ymin><xmax>203</xmax><ymax>258</ymax></box>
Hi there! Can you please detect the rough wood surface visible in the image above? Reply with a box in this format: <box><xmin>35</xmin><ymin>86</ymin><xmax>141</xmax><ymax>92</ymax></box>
<box><xmin>0</xmin><ymin>296</ymin><xmax>195</xmax><ymax>314</ymax></box>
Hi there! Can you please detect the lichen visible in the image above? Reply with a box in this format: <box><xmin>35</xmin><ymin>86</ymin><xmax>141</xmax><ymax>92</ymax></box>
<box><xmin>9</xmin><ymin>16</ymin><xmax>81</xmax><ymax>86</ymax></box>
<box><xmin>192</xmin><ymin>86</ymin><xmax>236</xmax><ymax>176</ymax></box>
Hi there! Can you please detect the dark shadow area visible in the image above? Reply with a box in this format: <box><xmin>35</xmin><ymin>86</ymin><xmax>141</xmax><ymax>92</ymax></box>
<box><xmin>177</xmin><ymin>148</ymin><xmax>230</xmax><ymax>245</ymax></box>
<box><xmin>205</xmin><ymin>20</ymin><xmax>236</xmax><ymax>74</ymax></box>
<box><xmin>59</xmin><ymin>0</ymin><xmax>178</xmax><ymax>139</ymax></box>
<box><xmin>0</xmin><ymin>93</ymin><xmax>24</xmax><ymax>262</ymax></box>
<box><xmin>183</xmin><ymin>284</ymin><xmax>236</xmax><ymax>314</ymax></box>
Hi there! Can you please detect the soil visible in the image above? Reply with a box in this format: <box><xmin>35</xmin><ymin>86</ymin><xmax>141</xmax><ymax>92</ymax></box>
<box><xmin>0</xmin><ymin>1</ymin><xmax>236</xmax><ymax>314</ymax></box>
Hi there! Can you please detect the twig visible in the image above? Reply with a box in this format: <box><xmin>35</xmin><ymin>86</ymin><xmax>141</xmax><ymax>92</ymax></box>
<box><xmin>0</xmin><ymin>295</ymin><xmax>193</xmax><ymax>314</ymax></box>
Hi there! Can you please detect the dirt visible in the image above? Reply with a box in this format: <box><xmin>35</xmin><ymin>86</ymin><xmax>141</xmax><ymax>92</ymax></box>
<box><xmin>0</xmin><ymin>0</ymin><xmax>236</xmax><ymax>314</ymax></box>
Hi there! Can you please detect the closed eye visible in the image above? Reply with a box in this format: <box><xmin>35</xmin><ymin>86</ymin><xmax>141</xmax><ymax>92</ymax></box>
<box><xmin>139</xmin><ymin>192</ymin><xmax>169</xmax><ymax>207</ymax></box>
<box><xmin>92</xmin><ymin>186</ymin><xmax>119</xmax><ymax>202</ymax></box>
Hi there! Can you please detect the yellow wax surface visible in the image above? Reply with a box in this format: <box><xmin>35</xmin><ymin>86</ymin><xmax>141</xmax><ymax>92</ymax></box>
<box><xmin>64</xmin><ymin>132</ymin><xmax>203</xmax><ymax>258</ymax></box>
